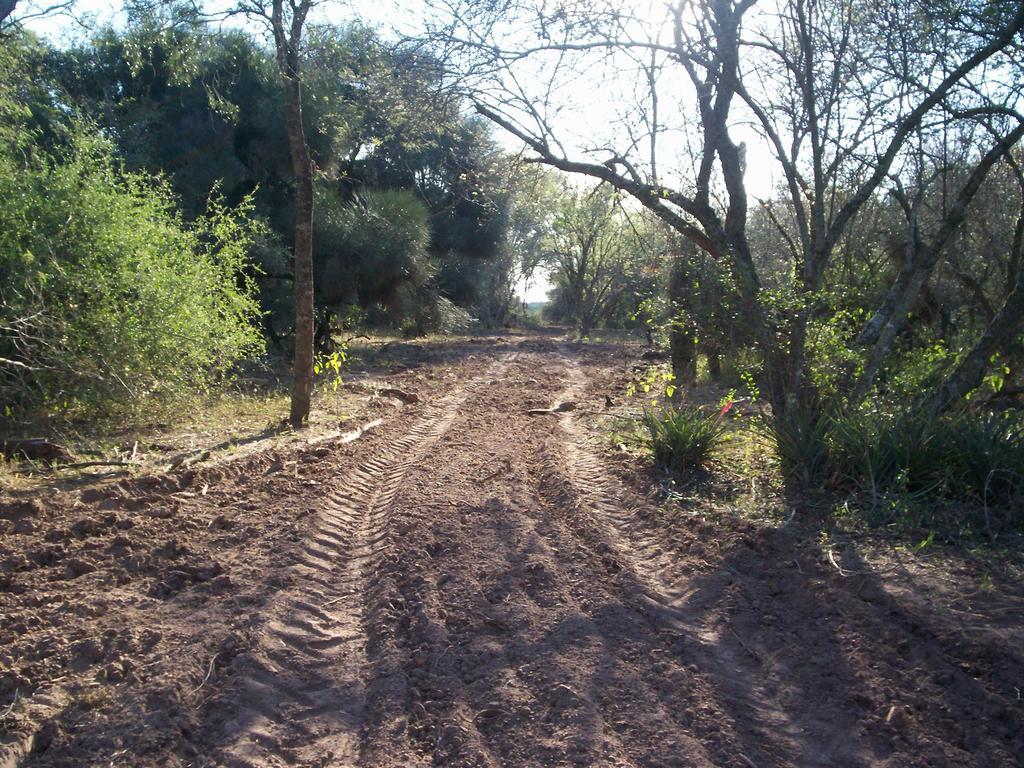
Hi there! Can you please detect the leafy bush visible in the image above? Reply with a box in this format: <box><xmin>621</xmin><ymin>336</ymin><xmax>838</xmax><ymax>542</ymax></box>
<box><xmin>0</xmin><ymin>131</ymin><xmax>263</xmax><ymax>418</ymax></box>
<box><xmin>874</xmin><ymin>342</ymin><xmax>954</xmax><ymax>406</ymax></box>
<box><xmin>805</xmin><ymin>306</ymin><xmax>865</xmax><ymax>403</ymax></box>
<box><xmin>642</xmin><ymin>404</ymin><xmax>731</xmax><ymax>477</ymax></box>
<box><xmin>401</xmin><ymin>294</ymin><xmax>476</xmax><ymax>337</ymax></box>
<box><xmin>315</xmin><ymin>185</ymin><xmax>483</xmax><ymax>336</ymax></box>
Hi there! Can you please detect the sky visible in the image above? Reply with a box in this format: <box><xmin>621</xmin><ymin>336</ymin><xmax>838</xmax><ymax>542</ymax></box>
<box><xmin>20</xmin><ymin>0</ymin><xmax>782</xmax><ymax>304</ymax></box>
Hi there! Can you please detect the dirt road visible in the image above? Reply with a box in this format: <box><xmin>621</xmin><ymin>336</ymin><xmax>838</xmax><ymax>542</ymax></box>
<box><xmin>2</xmin><ymin>335</ymin><xmax>1022</xmax><ymax>767</ymax></box>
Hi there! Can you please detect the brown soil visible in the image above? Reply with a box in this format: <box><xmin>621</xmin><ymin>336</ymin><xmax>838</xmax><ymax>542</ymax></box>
<box><xmin>1</xmin><ymin>333</ymin><xmax>1022</xmax><ymax>767</ymax></box>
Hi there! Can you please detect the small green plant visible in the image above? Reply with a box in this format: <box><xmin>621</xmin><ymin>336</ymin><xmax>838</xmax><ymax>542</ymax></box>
<box><xmin>641</xmin><ymin>401</ymin><xmax>732</xmax><ymax>477</ymax></box>
<box><xmin>626</xmin><ymin>364</ymin><xmax>676</xmax><ymax>398</ymax></box>
<box><xmin>739</xmin><ymin>368</ymin><xmax>760</xmax><ymax>402</ymax></box>
<box><xmin>913</xmin><ymin>531</ymin><xmax>935</xmax><ymax>552</ymax></box>
<box><xmin>630</xmin><ymin>295</ymin><xmax>669</xmax><ymax>346</ymax></box>
<box><xmin>313</xmin><ymin>346</ymin><xmax>348</xmax><ymax>392</ymax></box>
<box><xmin>827</xmin><ymin>407</ymin><xmax>1024</xmax><ymax>536</ymax></box>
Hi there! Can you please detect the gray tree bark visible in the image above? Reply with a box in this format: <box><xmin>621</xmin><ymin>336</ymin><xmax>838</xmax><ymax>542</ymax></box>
<box><xmin>930</xmin><ymin>264</ymin><xmax>1024</xmax><ymax>413</ymax></box>
<box><xmin>851</xmin><ymin>122</ymin><xmax>1024</xmax><ymax>404</ymax></box>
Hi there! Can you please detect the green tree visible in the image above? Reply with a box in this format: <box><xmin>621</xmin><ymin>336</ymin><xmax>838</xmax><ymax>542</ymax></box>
<box><xmin>0</xmin><ymin>32</ymin><xmax>262</xmax><ymax>418</ymax></box>
<box><xmin>545</xmin><ymin>185</ymin><xmax>647</xmax><ymax>337</ymax></box>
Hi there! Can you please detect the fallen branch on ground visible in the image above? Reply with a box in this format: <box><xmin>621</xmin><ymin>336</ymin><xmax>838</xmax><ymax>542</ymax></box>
<box><xmin>189</xmin><ymin>655</ymin><xmax>217</xmax><ymax>696</ymax></box>
<box><xmin>166</xmin><ymin>450</ymin><xmax>212</xmax><ymax>471</ymax></box>
<box><xmin>480</xmin><ymin>458</ymin><xmax>513</xmax><ymax>482</ymax></box>
<box><xmin>826</xmin><ymin>547</ymin><xmax>899</xmax><ymax>577</ymax></box>
<box><xmin>379</xmin><ymin>387</ymin><xmax>419</xmax><ymax>404</ymax></box>
<box><xmin>526</xmin><ymin>401</ymin><xmax>577</xmax><ymax>415</ymax></box>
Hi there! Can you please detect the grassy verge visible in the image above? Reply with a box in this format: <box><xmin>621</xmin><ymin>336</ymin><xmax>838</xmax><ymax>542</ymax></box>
<box><xmin>0</xmin><ymin>334</ymin><xmax>434</xmax><ymax>492</ymax></box>
<box><xmin>612</xmin><ymin>357</ymin><xmax>1024</xmax><ymax>546</ymax></box>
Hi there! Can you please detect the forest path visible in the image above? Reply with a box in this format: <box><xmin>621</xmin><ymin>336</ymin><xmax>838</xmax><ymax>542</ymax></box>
<box><xmin>336</xmin><ymin>338</ymin><xmax>856</xmax><ymax>768</ymax></box>
<box><xmin>2</xmin><ymin>333</ymin><xmax>1022</xmax><ymax>768</ymax></box>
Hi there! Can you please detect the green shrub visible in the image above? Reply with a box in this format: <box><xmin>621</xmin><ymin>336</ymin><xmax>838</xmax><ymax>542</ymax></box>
<box><xmin>315</xmin><ymin>185</ymin><xmax>432</xmax><ymax>309</ymax></box>
<box><xmin>761</xmin><ymin>401</ymin><xmax>831</xmax><ymax>489</ymax></box>
<box><xmin>0</xmin><ymin>131</ymin><xmax>264</xmax><ymax>418</ymax></box>
<box><xmin>828</xmin><ymin>408</ymin><xmax>1024</xmax><ymax>532</ymax></box>
<box><xmin>642</xmin><ymin>404</ymin><xmax>730</xmax><ymax>477</ymax></box>
<box><xmin>401</xmin><ymin>294</ymin><xmax>476</xmax><ymax>338</ymax></box>
<box><xmin>829</xmin><ymin>409</ymin><xmax>937</xmax><ymax>498</ymax></box>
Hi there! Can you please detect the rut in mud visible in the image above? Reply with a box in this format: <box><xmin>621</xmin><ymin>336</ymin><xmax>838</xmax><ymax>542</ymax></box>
<box><xmin>2</xmin><ymin>335</ymin><xmax>1022</xmax><ymax>768</ymax></box>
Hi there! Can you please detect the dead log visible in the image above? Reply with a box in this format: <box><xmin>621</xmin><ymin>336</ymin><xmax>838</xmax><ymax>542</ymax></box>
<box><xmin>1</xmin><ymin>439</ymin><xmax>74</xmax><ymax>464</ymax></box>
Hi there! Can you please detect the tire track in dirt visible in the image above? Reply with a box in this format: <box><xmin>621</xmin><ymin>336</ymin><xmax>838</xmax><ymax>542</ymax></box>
<box><xmin>6</xmin><ymin>336</ymin><xmax>1019</xmax><ymax>768</ymax></box>
<box><xmin>554</xmin><ymin>349</ymin><xmax>702</xmax><ymax>607</ymax></box>
<box><xmin>211</xmin><ymin>355</ymin><xmax>510</xmax><ymax>768</ymax></box>
<box><xmin>357</xmin><ymin>348</ymin><xmax>730</xmax><ymax>767</ymax></box>
<box><xmin>552</xmin><ymin>347</ymin><xmax>867</xmax><ymax>767</ymax></box>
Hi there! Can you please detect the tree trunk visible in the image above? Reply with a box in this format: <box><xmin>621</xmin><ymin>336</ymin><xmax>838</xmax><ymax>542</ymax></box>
<box><xmin>706</xmin><ymin>343</ymin><xmax>721</xmax><ymax>382</ymax></box>
<box><xmin>929</xmin><ymin>266</ymin><xmax>1024</xmax><ymax>413</ymax></box>
<box><xmin>314</xmin><ymin>304</ymin><xmax>332</xmax><ymax>355</ymax></box>
<box><xmin>667</xmin><ymin>254</ymin><xmax>696</xmax><ymax>393</ymax></box>
<box><xmin>670</xmin><ymin>322</ymin><xmax>697</xmax><ymax>391</ymax></box>
<box><xmin>283</xmin><ymin>71</ymin><xmax>315</xmax><ymax>427</ymax></box>
<box><xmin>0</xmin><ymin>0</ymin><xmax>17</xmax><ymax>26</ymax></box>
<box><xmin>851</xmin><ymin>122</ymin><xmax>1024</xmax><ymax>404</ymax></box>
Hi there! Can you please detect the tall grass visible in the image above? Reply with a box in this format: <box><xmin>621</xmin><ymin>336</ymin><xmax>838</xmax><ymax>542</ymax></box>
<box><xmin>761</xmin><ymin>402</ymin><xmax>830</xmax><ymax>489</ymax></box>
<box><xmin>759</xmin><ymin>403</ymin><xmax>1024</xmax><ymax>536</ymax></box>
<box><xmin>642</xmin><ymin>404</ymin><xmax>731</xmax><ymax>477</ymax></box>
<box><xmin>830</xmin><ymin>409</ymin><xmax>1024</xmax><ymax>512</ymax></box>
